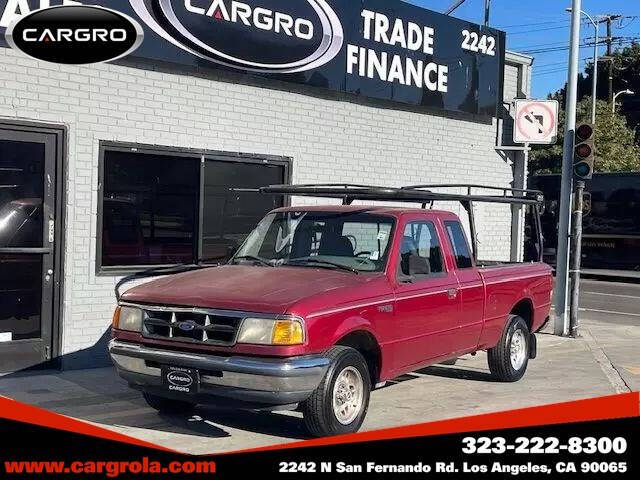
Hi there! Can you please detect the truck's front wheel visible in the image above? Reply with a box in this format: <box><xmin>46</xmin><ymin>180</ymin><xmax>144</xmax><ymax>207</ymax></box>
<box><xmin>302</xmin><ymin>346</ymin><xmax>371</xmax><ymax>437</ymax></box>
<box><xmin>142</xmin><ymin>392</ymin><xmax>196</xmax><ymax>414</ymax></box>
<box><xmin>488</xmin><ymin>315</ymin><xmax>530</xmax><ymax>382</ymax></box>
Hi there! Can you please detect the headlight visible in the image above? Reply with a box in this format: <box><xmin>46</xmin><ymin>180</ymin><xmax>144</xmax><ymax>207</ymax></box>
<box><xmin>237</xmin><ymin>318</ymin><xmax>304</xmax><ymax>345</ymax></box>
<box><xmin>113</xmin><ymin>306</ymin><xmax>143</xmax><ymax>332</ymax></box>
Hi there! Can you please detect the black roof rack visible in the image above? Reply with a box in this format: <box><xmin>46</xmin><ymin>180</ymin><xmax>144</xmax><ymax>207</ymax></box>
<box><xmin>260</xmin><ymin>183</ymin><xmax>545</xmax><ymax>263</ymax></box>
<box><xmin>260</xmin><ymin>183</ymin><xmax>544</xmax><ymax>206</ymax></box>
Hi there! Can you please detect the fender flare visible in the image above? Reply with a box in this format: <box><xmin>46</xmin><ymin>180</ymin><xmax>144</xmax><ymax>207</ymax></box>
<box><xmin>332</xmin><ymin>316</ymin><xmax>380</xmax><ymax>346</ymax></box>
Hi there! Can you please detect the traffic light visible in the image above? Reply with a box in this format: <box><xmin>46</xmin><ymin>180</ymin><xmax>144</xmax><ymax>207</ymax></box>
<box><xmin>573</xmin><ymin>123</ymin><xmax>595</xmax><ymax>180</ymax></box>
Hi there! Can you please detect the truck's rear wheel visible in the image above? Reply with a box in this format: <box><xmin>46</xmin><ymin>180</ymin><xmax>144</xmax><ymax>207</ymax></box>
<box><xmin>301</xmin><ymin>346</ymin><xmax>371</xmax><ymax>437</ymax></box>
<box><xmin>488</xmin><ymin>315</ymin><xmax>530</xmax><ymax>382</ymax></box>
<box><xmin>142</xmin><ymin>392</ymin><xmax>196</xmax><ymax>414</ymax></box>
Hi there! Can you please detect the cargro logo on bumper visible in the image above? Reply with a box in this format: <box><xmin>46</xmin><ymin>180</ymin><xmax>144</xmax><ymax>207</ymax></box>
<box><xmin>5</xmin><ymin>5</ymin><xmax>144</xmax><ymax>64</ymax></box>
<box><xmin>167</xmin><ymin>371</ymin><xmax>194</xmax><ymax>390</ymax></box>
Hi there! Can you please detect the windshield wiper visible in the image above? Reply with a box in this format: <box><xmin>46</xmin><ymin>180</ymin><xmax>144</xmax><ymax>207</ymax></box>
<box><xmin>231</xmin><ymin>255</ymin><xmax>276</xmax><ymax>267</ymax></box>
<box><xmin>285</xmin><ymin>258</ymin><xmax>360</xmax><ymax>275</ymax></box>
<box><xmin>114</xmin><ymin>255</ymin><xmax>226</xmax><ymax>302</ymax></box>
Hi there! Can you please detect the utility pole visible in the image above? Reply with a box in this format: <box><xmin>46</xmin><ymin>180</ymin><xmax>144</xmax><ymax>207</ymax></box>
<box><xmin>604</xmin><ymin>15</ymin><xmax>622</xmax><ymax>103</ymax></box>
<box><xmin>607</xmin><ymin>17</ymin><xmax>614</xmax><ymax>103</ymax></box>
<box><xmin>484</xmin><ymin>0</ymin><xmax>491</xmax><ymax>26</ymax></box>
<box><xmin>553</xmin><ymin>0</ymin><xmax>582</xmax><ymax>336</ymax></box>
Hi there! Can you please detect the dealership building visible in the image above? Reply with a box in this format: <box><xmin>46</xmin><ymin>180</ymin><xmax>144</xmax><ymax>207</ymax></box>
<box><xmin>0</xmin><ymin>0</ymin><xmax>532</xmax><ymax>371</ymax></box>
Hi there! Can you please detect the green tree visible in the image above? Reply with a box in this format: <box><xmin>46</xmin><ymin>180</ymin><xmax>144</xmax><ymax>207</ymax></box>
<box><xmin>529</xmin><ymin>97</ymin><xmax>640</xmax><ymax>174</ymax></box>
<box><xmin>584</xmin><ymin>44</ymin><xmax>640</xmax><ymax>136</ymax></box>
<box><xmin>554</xmin><ymin>43</ymin><xmax>640</xmax><ymax>141</ymax></box>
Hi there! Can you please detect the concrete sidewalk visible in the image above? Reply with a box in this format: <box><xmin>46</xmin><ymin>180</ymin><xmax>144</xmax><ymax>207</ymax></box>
<box><xmin>0</xmin><ymin>316</ymin><xmax>637</xmax><ymax>455</ymax></box>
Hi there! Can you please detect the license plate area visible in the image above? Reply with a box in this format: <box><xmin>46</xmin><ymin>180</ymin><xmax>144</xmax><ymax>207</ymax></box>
<box><xmin>161</xmin><ymin>365</ymin><xmax>200</xmax><ymax>395</ymax></box>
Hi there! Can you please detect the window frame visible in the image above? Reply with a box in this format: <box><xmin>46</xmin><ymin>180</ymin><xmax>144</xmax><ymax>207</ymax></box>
<box><xmin>396</xmin><ymin>220</ymin><xmax>447</xmax><ymax>282</ymax></box>
<box><xmin>444</xmin><ymin>220</ymin><xmax>475</xmax><ymax>270</ymax></box>
<box><xmin>97</xmin><ymin>141</ymin><xmax>291</xmax><ymax>275</ymax></box>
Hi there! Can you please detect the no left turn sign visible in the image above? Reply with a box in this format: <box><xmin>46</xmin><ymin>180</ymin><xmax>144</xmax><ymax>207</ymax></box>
<box><xmin>514</xmin><ymin>100</ymin><xmax>559</xmax><ymax>145</ymax></box>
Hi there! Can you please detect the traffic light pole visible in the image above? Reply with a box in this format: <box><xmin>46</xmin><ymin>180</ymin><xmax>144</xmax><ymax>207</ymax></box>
<box><xmin>554</xmin><ymin>0</ymin><xmax>582</xmax><ymax>336</ymax></box>
<box><xmin>569</xmin><ymin>181</ymin><xmax>585</xmax><ymax>337</ymax></box>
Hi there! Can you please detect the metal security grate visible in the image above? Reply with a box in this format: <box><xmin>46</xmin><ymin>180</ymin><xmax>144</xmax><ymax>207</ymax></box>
<box><xmin>140</xmin><ymin>306</ymin><xmax>242</xmax><ymax>346</ymax></box>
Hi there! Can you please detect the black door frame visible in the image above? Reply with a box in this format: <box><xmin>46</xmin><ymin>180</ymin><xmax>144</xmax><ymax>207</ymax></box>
<box><xmin>0</xmin><ymin>119</ymin><xmax>66</xmax><ymax>369</ymax></box>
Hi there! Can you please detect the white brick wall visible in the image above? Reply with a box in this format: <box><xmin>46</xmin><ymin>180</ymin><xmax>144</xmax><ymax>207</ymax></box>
<box><xmin>0</xmin><ymin>46</ymin><xmax>529</xmax><ymax>362</ymax></box>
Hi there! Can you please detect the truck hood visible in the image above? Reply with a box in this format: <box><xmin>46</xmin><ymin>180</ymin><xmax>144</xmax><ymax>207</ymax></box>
<box><xmin>121</xmin><ymin>265</ymin><xmax>376</xmax><ymax>314</ymax></box>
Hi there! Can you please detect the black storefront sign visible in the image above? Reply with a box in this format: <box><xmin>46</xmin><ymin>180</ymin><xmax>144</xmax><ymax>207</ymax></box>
<box><xmin>0</xmin><ymin>0</ymin><xmax>506</xmax><ymax>115</ymax></box>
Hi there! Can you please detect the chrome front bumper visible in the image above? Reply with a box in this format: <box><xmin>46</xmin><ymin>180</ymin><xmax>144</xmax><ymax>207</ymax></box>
<box><xmin>108</xmin><ymin>340</ymin><xmax>330</xmax><ymax>406</ymax></box>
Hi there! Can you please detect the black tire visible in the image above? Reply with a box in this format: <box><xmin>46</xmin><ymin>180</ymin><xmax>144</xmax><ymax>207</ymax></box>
<box><xmin>301</xmin><ymin>346</ymin><xmax>371</xmax><ymax>437</ymax></box>
<box><xmin>488</xmin><ymin>315</ymin><xmax>530</xmax><ymax>382</ymax></box>
<box><xmin>142</xmin><ymin>392</ymin><xmax>196</xmax><ymax>414</ymax></box>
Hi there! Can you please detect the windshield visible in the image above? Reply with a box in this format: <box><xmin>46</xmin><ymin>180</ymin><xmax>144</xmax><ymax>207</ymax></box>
<box><xmin>233</xmin><ymin>211</ymin><xmax>395</xmax><ymax>273</ymax></box>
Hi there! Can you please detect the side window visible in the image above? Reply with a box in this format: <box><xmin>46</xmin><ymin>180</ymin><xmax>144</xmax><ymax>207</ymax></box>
<box><xmin>342</xmin><ymin>221</ymin><xmax>393</xmax><ymax>260</ymax></box>
<box><xmin>445</xmin><ymin>221</ymin><xmax>474</xmax><ymax>269</ymax></box>
<box><xmin>398</xmin><ymin>221</ymin><xmax>444</xmax><ymax>279</ymax></box>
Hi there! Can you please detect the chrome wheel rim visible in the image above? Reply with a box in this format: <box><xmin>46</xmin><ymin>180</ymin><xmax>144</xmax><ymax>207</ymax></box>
<box><xmin>510</xmin><ymin>329</ymin><xmax>527</xmax><ymax>370</ymax></box>
<box><xmin>332</xmin><ymin>366</ymin><xmax>364</xmax><ymax>425</ymax></box>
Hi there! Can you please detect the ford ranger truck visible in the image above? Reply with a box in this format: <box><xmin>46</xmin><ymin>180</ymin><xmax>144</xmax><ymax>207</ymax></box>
<box><xmin>109</xmin><ymin>187</ymin><xmax>553</xmax><ymax>437</ymax></box>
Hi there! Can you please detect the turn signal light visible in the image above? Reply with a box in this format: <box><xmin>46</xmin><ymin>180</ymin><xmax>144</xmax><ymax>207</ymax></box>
<box><xmin>272</xmin><ymin>320</ymin><xmax>304</xmax><ymax>345</ymax></box>
<box><xmin>112</xmin><ymin>306</ymin><xmax>121</xmax><ymax>329</ymax></box>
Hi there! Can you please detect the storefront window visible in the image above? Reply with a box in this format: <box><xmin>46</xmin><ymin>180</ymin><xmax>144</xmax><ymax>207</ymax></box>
<box><xmin>102</xmin><ymin>150</ymin><xmax>200</xmax><ymax>267</ymax></box>
<box><xmin>99</xmin><ymin>145</ymin><xmax>288</xmax><ymax>271</ymax></box>
<box><xmin>202</xmin><ymin>160</ymin><xmax>284</xmax><ymax>263</ymax></box>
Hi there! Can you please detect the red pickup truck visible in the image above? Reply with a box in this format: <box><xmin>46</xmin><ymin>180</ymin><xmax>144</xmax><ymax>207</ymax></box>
<box><xmin>109</xmin><ymin>184</ymin><xmax>553</xmax><ymax>437</ymax></box>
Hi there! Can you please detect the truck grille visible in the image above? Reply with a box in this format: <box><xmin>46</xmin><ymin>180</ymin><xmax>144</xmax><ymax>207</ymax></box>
<box><xmin>140</xmin><ymin>306</ymin><xmax>243</xmax><ymax>346</ymax></box>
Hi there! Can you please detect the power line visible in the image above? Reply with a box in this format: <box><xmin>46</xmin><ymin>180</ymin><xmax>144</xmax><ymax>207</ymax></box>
<box><xmin>533</xmin><ymin>59</ymin><xmax>589</xmax><ymax>75</ymax></box>
<box><xmin>535</xmin><ymin>57</ymin><xmax>591</xmax><ymax>68</ymax></box>
<box><xmin>506</xmin><ymin>23</ymin><xmax>590</xmax><ymax>36</ymax></box>
<box><xmin>532</xmin><ymin>69</ymin><xmax>571</xmax><ymax>76</ymax></box>
<box><xmin>530</xmin><ymin>40</ymin><xmax>638</xmax><ymax>76</ymax></box>
<box><xmin>521</xmin><ymin>38</ymin><xmax>638</xmax><ymax>55</ymax></box>
<box><xmin>510</xmin><ymin>40</ymin><xmax>572</xmax><ymax>50</ymax></box>
<box><xmin>496</xmin><ymin>19</ymin><xmax>570</xmax><ymax>28</ymax></box>
<box><xmin>616</xmin><ymin>16</ymin><xmax>638</xmax><ymax>29</ymax></box>
<box><xmin>523</xmin><ymin>42</ymin><xmax>606</xmax><ymax>55</ymax></box>
<box><xmin>534</xmin><ymin>60</ymin><xmax>589</xmax><ymax>73</ymax></box>
<box><xmin>532</xmin><ymin>60</ymin><xmax>590</xmax><ymax>76</ymax></box>
<box><xmin>503</xmin><ymin>15</ymin><xmax>637</xmax><ymax>39</ymax></box>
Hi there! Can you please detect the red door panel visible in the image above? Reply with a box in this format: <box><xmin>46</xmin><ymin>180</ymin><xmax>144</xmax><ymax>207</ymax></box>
<box><xmin>389</xmin><ymin>218</ymin><xmax>460</xmax><ymax>373</ymax></box>
<box><xmin>452</xmin><ymin>270</ymin><xmax>484</xmax><ymax>353</ymax></box>
<box><xmin>392</xmin><ymin>275</ymin><xmax>461</xmax><ymax>371</ymax></box>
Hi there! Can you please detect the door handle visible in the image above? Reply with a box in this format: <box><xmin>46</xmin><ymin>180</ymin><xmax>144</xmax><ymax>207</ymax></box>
<box><xmin>447</xmin><ymin>288</ymin><xmax>458</xmax><ymax>300</ymax></box>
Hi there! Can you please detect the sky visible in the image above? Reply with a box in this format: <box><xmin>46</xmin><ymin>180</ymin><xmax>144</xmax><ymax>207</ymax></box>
<box><xmin>406</xmin><ymin>0</ymin><xmax>640</xmax><ymax>99</ymax></box>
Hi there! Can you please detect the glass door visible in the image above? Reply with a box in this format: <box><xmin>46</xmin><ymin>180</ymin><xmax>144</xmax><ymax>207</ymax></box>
<box><xmin>0</xmin><ymin>129</ymin><xmax>56</xmax><ymax>372</ymax></box>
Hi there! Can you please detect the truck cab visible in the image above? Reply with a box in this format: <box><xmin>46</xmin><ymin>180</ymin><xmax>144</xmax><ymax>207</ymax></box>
<box><xmin>109</xmin><ymin>184</ymin><xmax>553</xmax><ymax>437</ymax></box>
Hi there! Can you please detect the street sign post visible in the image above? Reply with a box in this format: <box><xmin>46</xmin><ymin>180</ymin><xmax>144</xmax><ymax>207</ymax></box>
<box><xmin>514</xmin><ymin>100</ymin><xmax>559</xmax><ymax>145</ymax></box>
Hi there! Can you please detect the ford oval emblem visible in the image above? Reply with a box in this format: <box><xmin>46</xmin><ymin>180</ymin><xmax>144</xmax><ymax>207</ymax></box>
<box><xmin>167</xmin><ymin>371</ymin><xmax>194</xmax><ymax>388</ymax></box>
<box><xmin>5</xmin><ymin>5</ymin><xmax>144</xmax><ymax>65</ymax></box>
<box><xmin>129</xmin><ymin>0</ymin><xmax>344</xmax><ymax>73</ymax></box>
<box><xmin>177</xmin><ymin>321</ymin><xmax>197</xmax><ymax>332</ymax></box>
